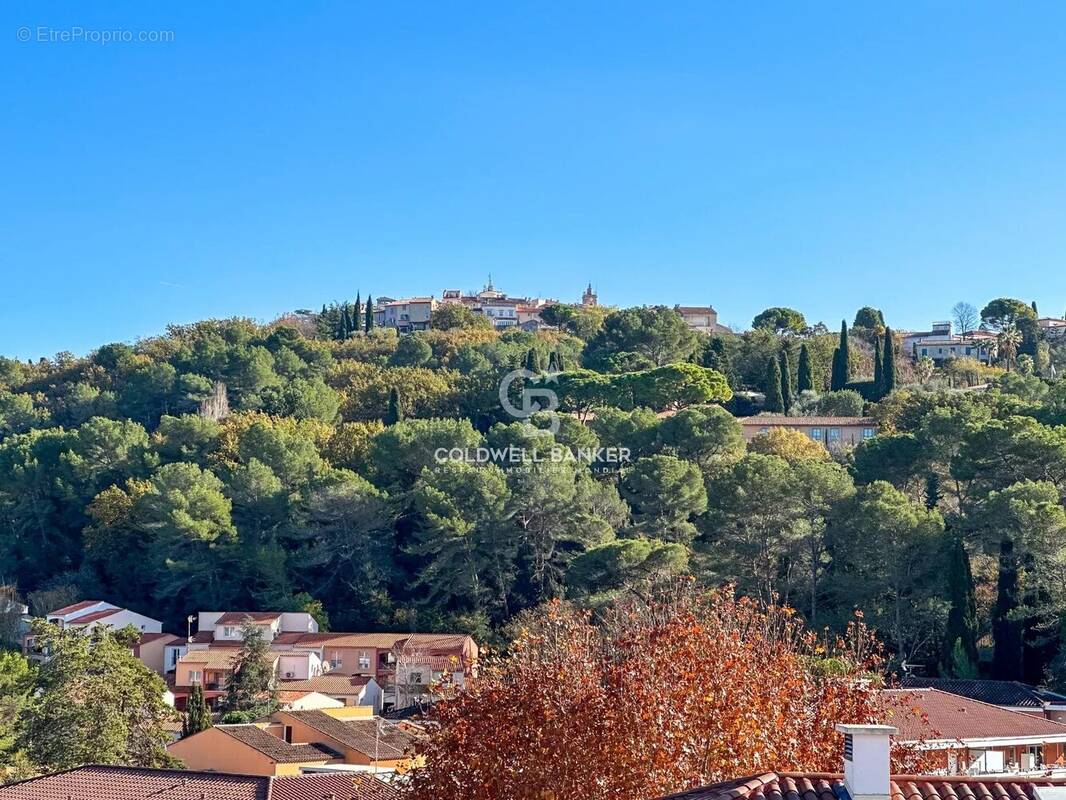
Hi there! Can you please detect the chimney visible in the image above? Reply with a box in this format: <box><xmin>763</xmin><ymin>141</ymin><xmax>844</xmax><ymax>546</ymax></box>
<box><xmin>835</xmin><ymin>724</ymin><xmax>897</xmax><ymax>800</ymax></box>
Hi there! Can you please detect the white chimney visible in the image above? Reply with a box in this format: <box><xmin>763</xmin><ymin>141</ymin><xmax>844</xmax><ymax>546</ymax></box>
<box><xmin>835</xmin><ymin>724</ymin><xmax>897</xmax><ymax>800</ymax></box>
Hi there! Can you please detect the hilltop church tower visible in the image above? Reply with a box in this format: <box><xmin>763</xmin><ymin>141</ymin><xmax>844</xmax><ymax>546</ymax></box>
<box><xmin>581</xmin><ymin>283</ymin><xmax>598</xmax><ymax>307</ymax></box>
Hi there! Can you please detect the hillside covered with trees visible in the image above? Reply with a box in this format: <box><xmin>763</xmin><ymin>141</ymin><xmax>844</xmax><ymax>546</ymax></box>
<box><xmin>1</xmin><ymin>297</ymin><xmax>1065</xmax><ymax>688</ymax></box>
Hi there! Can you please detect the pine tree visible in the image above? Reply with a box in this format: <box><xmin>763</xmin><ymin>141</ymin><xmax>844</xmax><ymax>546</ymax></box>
<box><xmin>764</xmin><ymin>357</ymin><xmax>784</xmax><ymax>413</ymax></box>
<box><xmin>778</xmin><ymin>349</ymin><xmax>792</xmax><ymax>413</ymax></box>
<box><xmin>942</xmin><ymin>536</ymin><xmax>980</xmax><ymax>678</ymax></box>
<box><xmin>830</xmin><ymin>320</ymin><xmax>849</xmax><ymax>391</ymax></box>
<box><xmin>881</xmin><ymin>326</ymin><xmax>896</xmax><ymax>396</ymax></box>
<box><xmin>364</xmin><ymin>295</ymin><xmax>374</xmax><ymax>332</ymax></box>
<box><xmin>385</xmin><ymin>386</ymin><xmax>404</xmax><ymax>426</ymax></box>
<box><xmin>797</xmin><ymin>344</ymin><xmax>813</xmax><ymax>392</ymax></box>
<box><xmin>873</xmin><ymin>336</ymin><xmax>883</xmax><ymax>399</ymax></box>
<box><xmin>183</xmin><ymin>683</ymin><xmax>212</xmax><ymax>738</ymax></box>
<box><xmin>221</xmin><ymin>623</ymin><xmax>276</xmax><ymax>714</ymax></box>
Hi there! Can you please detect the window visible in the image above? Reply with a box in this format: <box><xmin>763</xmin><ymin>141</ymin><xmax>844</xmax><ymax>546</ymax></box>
<box><xmin>965</xmin><ymin>347</ymin><xmax>972</xmax><ymax>355</ymax></box>
<box><xmin>810</xmin><ymin>428</ymin><xmax>823</xmax><ymax>441</ymax></box>
<box><xmin>862</xmin><ymin>428</ymin><xmax>875</xmax><ymax>439</ymax></box>
<box><xmin>828</xmin><ymin>428</ymin><xmax>841</xmax><ymax>441</ymax></box>
<box><xmin>222</xmin><ymin>626</ymin><xmax>235</xmax><ymax>637</ymax></box>
<box><xmin>189</xmin><ymin>670</ymin><xmax>202</xmax><ymax>685</ymax></box>
<box><xmin>283</xmin><ymin>725</ymin><xmax>293</xmax><ymax>743</ymax></box>
<box><xmin>358</xmin><ymin>651</ymin><xmax>371</xmax><ymax>670</ymax></box>
<box><xmin>921</xmin><ymin>348</ymin><xmax>927</xmax><ymax>356</ymax></box>
<box><xmin>409</xmin><ymin>671</ymin><xmax>423</xmax><ymax>684</ymax></box>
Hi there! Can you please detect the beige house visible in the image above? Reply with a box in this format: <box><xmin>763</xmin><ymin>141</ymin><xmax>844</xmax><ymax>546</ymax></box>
<box><xmin>675</xmin><ymin>305</ymin><xmax>729</xmax><ymax>334</ymax></box>
<box><xmin>902</xmin><ymin>321</ymin><xmax>995</xmax><ymax>364</ymax></box>
<box><xmin>375</xmin><ymin>297</ymin><xmax>436</xmax><ymax>332</ymax></box>
<box><xmin>739</xmin><ymin>416</ymin><xmax>877</xmax><ymax>448</ymax></box>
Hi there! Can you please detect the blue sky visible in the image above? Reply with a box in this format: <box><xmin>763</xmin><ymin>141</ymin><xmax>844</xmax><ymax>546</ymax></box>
<box><xmin>2</xmin><ymin>2</ymin><xmax>1066</xmax><ymax>360</ymax></box>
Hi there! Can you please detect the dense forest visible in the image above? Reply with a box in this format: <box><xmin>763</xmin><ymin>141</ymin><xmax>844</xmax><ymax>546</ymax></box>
<box><xmin>1</xmin><ymin>296</ymin><xmax>1065</xmax><ymax>685</ymax></box>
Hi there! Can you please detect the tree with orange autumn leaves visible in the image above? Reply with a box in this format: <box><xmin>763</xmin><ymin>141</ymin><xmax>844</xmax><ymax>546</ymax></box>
<box><xmin>407</xmin><ymin>586</ymin><xmax>931</xmax><ymax>800</ymax></box>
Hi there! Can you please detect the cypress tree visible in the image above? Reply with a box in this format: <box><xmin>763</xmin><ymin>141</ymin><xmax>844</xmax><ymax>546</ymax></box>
<box><xmin>778</xmin><ymin>349</ymin><xmax>793</xmax><ymax>413</ymax></box>
<box><xmin>385</xmin><ymin>386</ymin><xmax>404</xmax><ymax>426</ymax></box>
<box><xmin>881</xmin><ymin>327</ymin><xmax>897</xmax><ymax>396</ymax></box>
<box><xmin>183</xmin><ymin>683</ymin><xmax>212</xmax><ymax>738</ymax></box>
<box><xmin>764</xmin><ymin>357</ymin><xmax>784</xmax><ymax>413</ymax></box>
<box><xmin>830</xmin><ymin>320</ymin><xmax>849</xmax><ymax>391</ymax></box>
<box><xmin>364</xmin><ymin>295</ymin><xmax>374</xmax><ymax>332</ymax></box>
<box><xmin>797</xmin><ymin>344</ymin><xmax>813</xmax><ymax>393</ymax></box>
<box><xmin>1032</xmin><ymin>300</ymin><xmax>1039</xmax><ymax>315</ymax></box>
<box><xmin>524</xmin><ymin>348</ymin><xmax>543</xmax><ymax>374</ymax></box>
<box><xmin>354</xmin><ymin>292</ymin><xmax>361</xmax><ymax>328</ymax></box>
<box><xmin>548</xmin><ymin>350</ymin><xmax>560</xmax><ymax>373</ymax></box>
<box><xmin>941</xmin><ymin>535</ymin><xmax>979</xmax><ymax>678</ymax></box>
<box><xmin>873</xmin><ymin>336</ymin><xmax>883</xmax><ymax>399</ymax></box>
<box><xmin>554</xmin><ymin>349</ymin><xmax>566</xmax><ymax>372</ymax></box>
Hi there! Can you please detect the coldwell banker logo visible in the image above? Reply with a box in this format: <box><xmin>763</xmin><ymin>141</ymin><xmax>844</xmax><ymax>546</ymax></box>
<box><xmin>498</xmin><ymin>367</ymin><xmax>560</xmax><ymax>433</ymax></box>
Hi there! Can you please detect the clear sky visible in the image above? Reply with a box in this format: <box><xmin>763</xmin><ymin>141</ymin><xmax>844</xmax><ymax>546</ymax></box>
<box><xmin>3</xmin><ymin>2</ymin><xmax>1066</xmax><ymax>360</ymax></box>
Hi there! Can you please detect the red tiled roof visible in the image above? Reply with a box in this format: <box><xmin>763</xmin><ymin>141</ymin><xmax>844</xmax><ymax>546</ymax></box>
<box><xmin>65</xmin><ymin>608</ymin><xmax>123</xmax><ymax>625</ymax></box>
<box><xmin>272</xmin><ymin>631</ymin><xmax>349</xmax><ymax>646</ymax></box>
<box><xmin>271</xmin><ymin>774</ymin><xmax>399</xmax><ymax>800</ymax></box>
<box><xmin>884</xmin><ymin>688</ymin><xmax>1066</xmax><ymax>742</ymax></box>
<box><xmin>214</xmin><ymin>725</ymin><xmax>337</xmax><ymax>763</ymax></box>
<box><xmin>738</xmin><ymin>416</ymin><xmax>876</xmax><ymax>427</ymax></box>
<box><xmin>0</xmin><ymin>766</ymin><xmax>398</xmax><ymax>800</ymax></box>
<box><xmin>275</xmin><ymin>711</ymin><xmax>418</xmax><ymax>760</ymax></box>
<box><xmin>278</xmin><ymin>674</ymin><xmax>373</xmax><ymax>694</ymax></box>
<box><xmin>0</xmin><ymin>765</ymin><xmax>270</xmax><ymax>800</ymax></box>
<box><xmin>657</xmin><ymin>772</ymin><xmax>1066</xmax><ymax>800</ymax></box>
<box><xmin>137</xmin><ymin>631</ymin><xmax>179</xmax><ymax>645</ymax></box>
<box><xmin>216</xmin><ymin>611</ymin><xmax>282</xmax><ymax>625</ymax></box>
<box><xmin>48</xmin><ymin>600</ymin><xmax>106</xmax><ymax>616</ymax></box>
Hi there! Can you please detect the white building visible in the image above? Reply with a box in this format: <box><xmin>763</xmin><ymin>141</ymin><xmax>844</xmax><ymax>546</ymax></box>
<box><xmin>902</xmin><ymin>321</ymin><xmax>995</xmax><ymax>364</ymax></box>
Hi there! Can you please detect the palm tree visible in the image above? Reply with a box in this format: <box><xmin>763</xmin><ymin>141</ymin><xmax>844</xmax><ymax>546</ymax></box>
<box><xmin>998</xmin><ymin>325</ymin><xmax>1022</xmax><ymax>371</ymax></box>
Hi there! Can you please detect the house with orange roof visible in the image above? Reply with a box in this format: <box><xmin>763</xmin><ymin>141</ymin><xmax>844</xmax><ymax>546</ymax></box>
<box><xmin>277</xmin><ymin>675</ymin><xmax>383</xmax><ymax>712</ymax></box>
<box><xmin>884</xmin><ymin>688</ymin><xmax>1066</xmax><ymax>774</ymax></box>
<box><xmin>169</xmin><ymin>707</ymin><xmax>421</xmax><ymax>776</ymax></box>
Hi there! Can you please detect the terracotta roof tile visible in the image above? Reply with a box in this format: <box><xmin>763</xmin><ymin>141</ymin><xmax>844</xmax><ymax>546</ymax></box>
<box><xmin>738</xmin><ymin>416</ymin><xmax>877</xmax><ymax>426</ymax></box>
<box><xmin>278</xmin><ymin>674</ymin><xmax>373</xmax><ymax>694</ymax></box>
<box><xmin>271</xmin><ymin>774</ymin><xmax>399</xmax><ymax>800</ymax></box>
<box><xmin>47</xmin><ymin>600</ymin><xmax>108</xmax><ymax>616</ymax></box>
<box><xmin>216</xmin><ymin>611</ymin><xmax>282</xmax><ymax>625</ymax></box>
<box><xmin>0</xmin><ymin>765</ymin><xmax>270</xmax><ymax>800</ymax></box>
<box><xmin>215</xmin><ymin>725</ymin><xmax>338</xmax><ymax>763</ymax></box>
<box><xmin>884</xmin><ymin>688</ymin><xmax>1066</xmax><ymax>741</ymax></box>
<box><xmin>65</xmin><ymin>608</ymin><xmax>123</xmax><ymax>625</ymax></box>
<box><xmin>277</xmin><ymin>711</ymin><xmax>418</xmax><ymax>760</ymax></box>
<box><xmin>657</xmin><ymin>773</ymin><xmax>1066</xmax><ymax>800</ymax></box>
<box><xmin>0</xmin><ymin>766</ymin><xmax>398</xmax><ymax>800</ymax></box>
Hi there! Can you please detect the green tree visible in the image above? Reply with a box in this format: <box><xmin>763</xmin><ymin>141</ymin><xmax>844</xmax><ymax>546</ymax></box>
<box><xmin>17</xmin><ymin>622</ymin><xmax>177</xmax><ymax>772</ymax></box>
<box><xmin>583</xmin><ymin>306</ymin><xmax>699</xmax><ymax>372</ymax></box>
<box><xmin>830</xmin><ymin>320</ymin><xmax>849</xmax><ymax>391</ymax></box>
<box><xmin>565</xmin><ymin>538</ymin><xmax>689</xmax><ymax>602</ymax></box>
<box><xmin>384</xmin><ymin>386</ymin><xmax>405</xmax><ymax>426</ymax></box>
<box><xmin>656</xmin><ymin>405</ymin><xmax>745</xmax><ymax>474</ymax></box>
<box><xmin>853</xmin><ymin>306</ymin><xmax>885</xmax><ymax>330</ymax></box>
<box><xmin>0</xmin><ymin>650</ymin><xmax>34</xmax><ymax>772</ymax></box>
<box><xmin>797</xmin><ymin>344</ymin><xmax>813</xmax><ymax>393</ymax></box>
<box><xmin>524</xmin><ymin>347</ymin><xmax>544</xmax><ymax>374</ymax></box>
<box><xmin>763</xmin><ymin>357</ymin><xmax>784</xmax><ymax>413</ymax></box>
<box><xmin>778</xmin><ymin>349</ymin><xmax>793</xmax><ymax>412</ymax></box>
<box><xmin>873</xmin><ymin>336</ymin><xmax>883</xmax><ymax>397</ymax></box>
<box><xmin>182</xmin><ymin>683</ymin><xmax>212</xmax><ymax>738</ymax></box>
<box><xmin>752</xmin><ymin>307</ymin><xmax>806</xmax><ymax>334</ymax></box>
<box><xmin>619</xmin><ymin>455</ymin><xmax>708</xmax><ymax>544</ymax></box>
<box><xmin>430</xmin><ymin>304</ymin><xmax>493</xmax><ymax>331</ymax></box>
<box><xmin>881</xmin><ymin>327</ymin><xmax>897</xmax><ymax>396</ymax></box>
<box><xmin>409</xmin><ymin>463</ymin><xmax>515</xmax><ymax>620</ymax></box>
<box><xmin>221</xmin><ymin>622</ymin><xmax>276</xmax><ymax>715</ymax></box>
<box><xmin>389</xmin><ymin>335</ymin><xmax>433</xmax><ymax>367</ymax></box>
<box><xmin>364</xmin><ymin>295</ymin><xmax>374</xmax><ymax>332</ymax></box>
<box><xmin>941</xmin><ymin>536</ymin><xmax>979</xmax><ymax>678</ymax></box>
